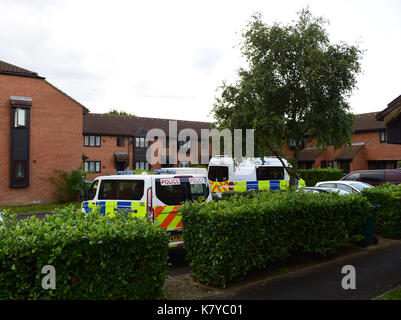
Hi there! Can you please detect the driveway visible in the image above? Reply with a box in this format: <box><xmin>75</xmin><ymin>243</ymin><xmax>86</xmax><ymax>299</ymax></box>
<box><xmin>209</xmin><ymin>240</ymin><xmax>401</xmax><ymax>300</ymax></box>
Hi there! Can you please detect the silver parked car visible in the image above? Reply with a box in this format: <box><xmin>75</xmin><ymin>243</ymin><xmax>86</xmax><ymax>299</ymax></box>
<box><xmin>300</xmin><ymin>187</ymin><xmax>351</xmax><ymax>195</ymax></box>
<box><xmin>315</xmin><ymin>180</ymin><xmax>373</xmax><ymax>194</ymax></box>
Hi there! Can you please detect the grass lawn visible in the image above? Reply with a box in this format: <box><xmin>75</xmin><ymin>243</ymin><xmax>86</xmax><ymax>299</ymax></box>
<box><xmin>0</xmin><ymin>202</ymin><xmax>81</xmax><ymax>214</ymax></box>
<box><xmin>375</xmin><ymin>286</ymin><xmax>401</xmax><ymax>300</ymax></box>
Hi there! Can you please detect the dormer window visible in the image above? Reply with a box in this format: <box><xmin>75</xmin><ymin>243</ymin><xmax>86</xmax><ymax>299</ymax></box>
<box><xmin>14</xmin><ymin>108</ymin><xmax>26</xmax><ymax>127</ymax></box>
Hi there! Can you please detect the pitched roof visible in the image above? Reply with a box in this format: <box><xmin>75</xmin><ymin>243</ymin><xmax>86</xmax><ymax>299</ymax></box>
<box><xmin>353</xmin><ymin>112</ymin><xmax>386</xmax><ymax>132</ymax></box>
<box><xmin>335</xmin><ymin>144</ymin><xmax>364</xmax><ymax>161</ymax></box>
<box><xmin>83</xmin><ymin>113</ymin><xmax>211</xmax><ymax>137</ymax></box>
<box><xmin>375</xmin><ymin>95</ymin><xmax>401</xmax><ymax>122</ymax></box>
<box><xmin>298</xmin><ymin>149</ymin><xmax>323</xmax><ymax>162</ymax></box>
<box><xmin>0</xmin><ymin>59</ymin><xmax>44</xmax><ymax>79</ymax></box>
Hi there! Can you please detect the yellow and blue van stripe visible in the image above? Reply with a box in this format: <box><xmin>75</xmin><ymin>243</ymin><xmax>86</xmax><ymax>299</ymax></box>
<box><xmin>81</xmin><ymin>201</ymin><xmax>146</xmax><ymax>218</ymax></box>
<box><xmin>210</xmin><ymin>179</ymin><xmax>306</xmax><ymax>192</ymax></box>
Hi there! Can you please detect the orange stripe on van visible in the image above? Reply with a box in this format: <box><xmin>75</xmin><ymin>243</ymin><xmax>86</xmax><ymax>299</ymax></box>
<box><xmin>154</xmin><ymin>206</ymin><xmax>165</xmax><ymax>219</ymax></box>
<box><xmin>160</xmin><ymin>213</ymin><xmax>177</xmax><ymax>229</ymax></box>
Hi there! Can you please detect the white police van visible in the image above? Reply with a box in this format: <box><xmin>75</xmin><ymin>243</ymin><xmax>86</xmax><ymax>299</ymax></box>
<box><xmin>208</xmin><ymin>156</ymin><xmax>305</xmax><ymax>193</ymax></box>
<box><xmin>81</xmin><ymin>172</ymin><xmax>212</xmax><ymax>247</ymax></box>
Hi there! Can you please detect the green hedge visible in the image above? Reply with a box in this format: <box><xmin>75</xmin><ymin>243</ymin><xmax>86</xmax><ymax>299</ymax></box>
<box><xmin>0</xmin><ymin>207</ymin><xmax>169</xmax><ymax>299</ymax></box>
<box><xmin>181</xmin><ymin>191</ymin><xmax>370</xmax><ymax>287</ymax></box>
<box><xmin>298</xmin><ymin>168</ymin><xmax>345</xmax><ymax>186</ymax></box>
<box><xmin>362</xmin><ymin>183</ymin><xmax>401</xmax><ymax>239</ymax></box>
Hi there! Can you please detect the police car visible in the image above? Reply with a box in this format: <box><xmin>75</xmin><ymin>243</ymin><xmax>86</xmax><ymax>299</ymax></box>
<box><xmin>81</xmin><ymin>172</ymin><xmax>212</xmax><ymax>247</ymax></box>
<box><xmin>208</xmin><ymin>156</ymin><xmax>306</xmax><ymax>193</ymax></box>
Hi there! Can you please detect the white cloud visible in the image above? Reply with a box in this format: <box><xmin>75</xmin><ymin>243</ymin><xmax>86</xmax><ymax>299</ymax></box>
<box><xmin>0</xmin><ymin>0</ymin><xmax>400</xmax><ymax>121</ymax></box>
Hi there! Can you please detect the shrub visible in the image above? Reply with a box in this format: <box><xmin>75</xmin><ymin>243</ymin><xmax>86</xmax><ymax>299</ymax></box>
<box><xmin>362</xmin><ymin>183</ymin><xmax>401</xmax><ymax>239</ymax></box>
<box><xmin>50</xmin><ymin>169</ymin><xmax>89</xmax><ymax>202</ymax></box>
<box><xmin>298</xmin><ymin>168</ymin><xmax>345</xmax><ymax>186</ymax></box>
<box><xmin>181</xmin><ymin>191</ymin><xmax>370</xmax><ymax>287</ymax></box>
<box><xmin>0</xmin><ymin>206</ymin><xmax>169</xmax><ymax>299</ymax></box>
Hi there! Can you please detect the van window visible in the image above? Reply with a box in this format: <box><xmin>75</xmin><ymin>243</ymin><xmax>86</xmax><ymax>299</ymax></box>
<box><xmin>208</xmin><ymin>166</ymin><xmax>229</xmax><ymax>181</ymax></box>
<box><xmin>344</xmin><ymin>172</ymin><xmax>360</xmax><ymax>181</ymax></box>
<box><xmin>362</xmin><ymin>172</ymin><xmax>385</xmax><ymax>183</ymax></box>
<box><xmin>256</xmin><ymin>166</ymin><xmax>284</xmax><ymax>180</ymax></box>
<box><xmin>87</xmin><ymin>180</ymin><xmax>99</xmax><ymax>200</ymax></box>
<box><xmin>98</xmin><ymin>180</ymin><xmax>144</xmax><ymax>200</ymax></box>
<box><xmin>155</xmin><ymin>178</ymin><xmax>209</xmax><ymax>205</ymax></box>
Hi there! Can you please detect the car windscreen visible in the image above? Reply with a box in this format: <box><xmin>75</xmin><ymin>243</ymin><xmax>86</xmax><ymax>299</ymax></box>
<box><xmin>98</xmin><ymin>180</ymin><xmax>144</xmax><ymax>200</ymax></box>
<box><xmin>155</xmin><ymin>177</ymin><xmax>209</xmax><ymax>205</ymax></box>
<box><xmin>208</xmin><ymin>166</ymin><xmax>229</xmax><ymax>181</ymax></box>
<box><xmin>348</xmin><ymin>182</ymin><xmax>372</xmax><ymax>191</ymax></box>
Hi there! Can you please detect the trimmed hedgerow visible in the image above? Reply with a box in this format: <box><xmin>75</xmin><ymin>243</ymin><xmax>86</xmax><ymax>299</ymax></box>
<box><xmin>0</xmin><ymin>206</ymin><xmax>169</xmax><ymax>300</ymax></box>
<box><xmin>181</xmin><ymin>191</ymin><xmax>370</xmax><ymax>287</ymax></box>
<box><xmin>298</xmin><ymin>168</ymin><xmax>345</xmax><ymax>186</ymax></box>
<box><xmin>362</xmin><ymin>183</ymin><xmax>401</xmax><ymax>239</ymax></box>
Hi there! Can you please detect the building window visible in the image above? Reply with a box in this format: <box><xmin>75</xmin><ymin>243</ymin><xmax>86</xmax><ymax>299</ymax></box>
<box><xmin>84</xmin><ymin>135</ymin><xmax>101</xmax><ymax>147</ymax></box>
<box><xmin>380</xmin><ymin>130</ymin><xmax>387</xmax><ymax>143</ymax></box>
<box><xmin>84</xmin><ymin>161</ymin><xmax>101</xmax><ymax>173</ymax></box>
<box><xmin>135</xmin><ymin>161</ymin><xmax>149</xmax><ymax>171</ymax></box>
<box><xmin>327</xmin><ymin>161</ymin><xmax>338</xmax><ymax>169</ymax></box>
<box><xmin>14</xmin><ymin>108</ymin><xmax>27</xmax><ymax>127</ymax></box>
<box><xmin>14</xmin><ymin>160</ymin><xmax>26</xmax><ymax>180</ymax></box>
<box><xmin>135</xmin><ymin>137</ymin><xmax>149</xmax><ymax>148</ymax></box>
<box><xmin>117</xmin><ymin>137</ymin><xmax>125</xmax><ymax>147</ymax></box>
<box><xmin>320</xmin><ymin>161</ymin><xmax>327</xmax><ymax>168</ymax></box>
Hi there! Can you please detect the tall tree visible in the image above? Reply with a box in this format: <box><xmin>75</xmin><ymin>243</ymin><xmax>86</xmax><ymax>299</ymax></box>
<box><xmin>212</xmin><ymin>9</ymin><xmax>363</xmax><ymax>186</ymax></box>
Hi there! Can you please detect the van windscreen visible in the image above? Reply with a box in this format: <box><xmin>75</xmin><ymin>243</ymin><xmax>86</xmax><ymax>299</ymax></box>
<box><xmin>98</xmin><ymin>180</ymin><xmax>144</xmax><ymax>200</ymax></box>
<box><xmin>208</xmin><ymin>166</ymin><xmax>229</xmax><ymax>181</ymax></box>
<box><xmin>155</xmin><ymin>178</ymin><xmax>209</xmax><ymax>205</ymax></box>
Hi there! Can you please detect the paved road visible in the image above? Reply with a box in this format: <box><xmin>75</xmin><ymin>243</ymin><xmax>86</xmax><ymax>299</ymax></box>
<box><xmin>209</xmin><ymin>241</ymin><xmax>401</xmax><ymax>300</ymax></box>
<box><xmin>168</xmin><ymin>247</ymin><xmax>191</xmax><ymax>276</ymax></box>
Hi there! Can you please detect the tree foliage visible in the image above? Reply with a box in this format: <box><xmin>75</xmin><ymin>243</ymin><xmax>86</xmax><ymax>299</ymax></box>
<box><xmin>212</xmin><ymin>9</ymin><xmax>363</xmax><ymax>185</ymax></box>
<box><xmin>107</xmin><ymin>109</ymin><xmax>135</xmax><ymax>116</ymax></box>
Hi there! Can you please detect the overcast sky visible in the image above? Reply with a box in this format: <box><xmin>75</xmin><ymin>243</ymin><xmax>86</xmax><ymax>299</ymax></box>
<box><xmin>0</xmin><ymin>0</ymin><xmax>400</xmax><ymax>122</ymax></box>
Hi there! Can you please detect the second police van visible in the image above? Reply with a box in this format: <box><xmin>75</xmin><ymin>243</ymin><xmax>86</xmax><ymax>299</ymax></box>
<box><xmin>81</xmin><ymin>172</ymin><xmax>212</xmax><ymax>247</ymax></box>
<box><xmin>208</xmin><ymin>156</ymin><xmax>306</xmax><ymax>193</ymax></box>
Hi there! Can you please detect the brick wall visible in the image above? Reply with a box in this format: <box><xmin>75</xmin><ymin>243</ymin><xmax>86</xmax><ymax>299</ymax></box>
<box><xmin>83</xmin><ymin>135</ymin><xmax>132</xmax><ymax>181</ymax></box>
<box><xmin>285</xmin><ymin>130</ymin><xmax>401</xmax><ymax>171</ymax></box>
<box><xmin>0</xmin><ymin>74</ymin><xmax>83</xmax><ymax>205</ymax></box>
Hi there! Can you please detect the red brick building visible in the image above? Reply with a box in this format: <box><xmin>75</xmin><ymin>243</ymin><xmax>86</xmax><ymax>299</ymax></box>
<box><xmin>0</xmin><ymin>60</ymin><xmax>86</xmax><ymax>205</ymax></box>
<box><xmin>1</xmin><ymin>59</ymin><xmax>399</xmax><ymax>205</ymax></box>
<box><xmin>296</xmin><ymin>97</ymin><xmax>401</xmax><ymax>173</ymax></box>
<box><xmin>0</xmin><ymin>60</ymin><xmax>211</xmax><ymax>205</ymax></box>
<box><xmin>82</xmin><ymin>113</ymin><xmax>211</xmax><ymax>181</ymax></box>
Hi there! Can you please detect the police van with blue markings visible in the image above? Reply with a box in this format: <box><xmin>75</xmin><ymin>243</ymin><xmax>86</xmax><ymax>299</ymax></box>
<box><xmin>208</xmin><ymin>156</ymin><xmax>306</xmax><ymax>193</ymax></box>
<box><xmin>81</xmin><ymin>172</ymin><xmax>212</xmax><ymax>247</ymax></box>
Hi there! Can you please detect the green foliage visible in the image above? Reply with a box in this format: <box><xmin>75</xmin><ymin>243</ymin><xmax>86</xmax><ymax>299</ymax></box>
<box><xmin>0</xmin><ymin>207</ymin><xmax>169</xmax><ymax>299</ymax></box>
<box><xmin>362</xmin><ymin>184</ymin><xmax>401</xmax><ymax>239</ymax></box>
<box><xmin>50</xmin><ymin>169</ymin><xmax>88</xmax><ymax>203</ymax></box>
<box><xmin>182</xmin><ymin>191</ymin><xmax>370</xmax><ymax>287</ymax></box>
<box><xmin>107</xmin><ymin>109</ymin><xmax>135</xmax><ymax>116</ymax></box>
<box><xmin>212</xmin><ymin>9</ymin><xmax>363</xmax><ymax>185</ymax></box>
<box><xmin>298</xmin><ymin>168</ymin><xmax>345</xmax><ymax>186</ymax></box>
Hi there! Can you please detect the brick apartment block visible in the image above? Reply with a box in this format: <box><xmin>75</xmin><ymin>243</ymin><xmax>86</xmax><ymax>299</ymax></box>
<box><xmin>0</xmin><ymin>59</ymin><xmax>400</xmax><ymax>205</ymax></box>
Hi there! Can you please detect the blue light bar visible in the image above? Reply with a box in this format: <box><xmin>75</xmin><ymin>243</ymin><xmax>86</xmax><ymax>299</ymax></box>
<box><xmin>154</xmin><ymin>169</ymin><xmax>177</xmax><ymax>174</ymax></box>
<box><xmin>116</xmin><ymin>171</ymin><xmax>136</xmax><ymax>175</ymax></box>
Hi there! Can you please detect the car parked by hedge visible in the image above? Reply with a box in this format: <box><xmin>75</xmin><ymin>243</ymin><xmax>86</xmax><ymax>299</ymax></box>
<box><xmin>341</xmin><ymin>169</ymin><xmax>401</xmax><ymax>186</ymax></box>
<box><xmin>300</xmin><ymin>187</ymin><xmax>351</xmax><ymax>195</ymax></box>
<box><xmin>315</xmin><ymin>181</ymin><xmax>373</xmax><ymax>194</ymax></box>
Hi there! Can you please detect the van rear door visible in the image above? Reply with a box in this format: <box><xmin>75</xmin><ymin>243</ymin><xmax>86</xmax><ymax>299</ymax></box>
<box><xmin>152</xmin><ymin>176</ymin><xmax>209</xmax><ymax>241</ymax></box>
<box><xmin>96</xmin><ymin>178</ymin><xmax>147</xmax><ymax>217</ymax></box>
